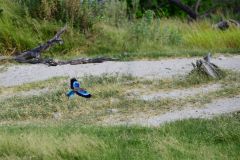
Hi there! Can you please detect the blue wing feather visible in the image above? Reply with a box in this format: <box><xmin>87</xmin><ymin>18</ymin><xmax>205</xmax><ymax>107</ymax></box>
<box><xmin>66</xmin><ymin>90</ymin><xmax>75</xmax><ymax>98</ymax></box>
<box><xmin>76</xmin><ymin>89</ymin><xmax>91</xmax><ymax>98</ymax></box>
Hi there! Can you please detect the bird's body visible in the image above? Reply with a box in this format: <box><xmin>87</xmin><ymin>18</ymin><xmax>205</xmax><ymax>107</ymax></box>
<box><xmin>66</xmin><ymin>78</ymin><xmax>91</xmax><ymax>98</ymax></box>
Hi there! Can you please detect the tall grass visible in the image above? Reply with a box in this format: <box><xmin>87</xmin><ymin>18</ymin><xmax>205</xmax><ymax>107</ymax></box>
<box><xmin>88</xmin><ymin>18</ymin><xmax>240</xmax><ymax>57</ymax></box>
<box><xmin>0</xmin><ymin>0</ymin><xmax>240</xmax><ymax>58</ymax></box>
<box><xmin>0</xmin><ymin>131</ymin><xmax>105</xmax><ymax>159</ymax></box>
<box><xmin>0</xmin><ymin>114</ymin><xmax>239</xmax><ymax>159</ymax></box>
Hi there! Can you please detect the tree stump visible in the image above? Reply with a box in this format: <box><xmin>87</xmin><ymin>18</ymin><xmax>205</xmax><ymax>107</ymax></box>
<box><xmin>191</xmin><ymin>53</ymin><xmax>224</xmax><ymax>79</ymax></box>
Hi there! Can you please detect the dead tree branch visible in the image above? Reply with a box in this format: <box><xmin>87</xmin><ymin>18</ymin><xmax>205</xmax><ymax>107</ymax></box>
<box><xmin>14</xmin><ymin>25</ymin><xmax>67</xmax><ymax>63</ymax></box>
<box><xmin>168</xmin><ymin>0</ymin><xmax>218</xmax><ymax>20</ymax></box>
<box><xmin>0</xmin><ymin>25</ymin><xmax>118</xmax><ymax>66</ymax></box>
<box><xmin>43</xmin><ymin>57</ymin><xmax>119</xmax><ymax>66</ymax></box>
<box><xmin>168</xmin><ymin>0</ymin><xmax>198</xmax><ymax>20</ymax></box>
<box><xmin>194</xmin><ymin>0</ymin><xmax>201</xmax><ymax>14</ymax></box>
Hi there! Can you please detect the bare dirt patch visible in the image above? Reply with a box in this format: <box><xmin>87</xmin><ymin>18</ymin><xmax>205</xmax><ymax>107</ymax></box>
<box><xmin>0</xmin><ymin>55</ymin><xmax>239</xmax><ymax>87</ymax></box>
<box><xmin>139</xmin><ymin>83</ymin><xmax>222</xmax><ymax>100</ymax></box>
<box><xmin>0</xmin><ymin>55</ymin><xmax>239</xmax><ymax>126</ymax></box>
<box><xmin>102</xmin><ymin>96</ymin><xmax>240</xmax><ymax>126</ymax></box>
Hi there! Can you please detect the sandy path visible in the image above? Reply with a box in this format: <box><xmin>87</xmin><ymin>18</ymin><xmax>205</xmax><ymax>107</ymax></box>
<box><xmin>140</xmin><ymin>83</ymin><xmax>222</xmax><ymax>100</ymax></box>
<box><xmin>0</xmin><ymin>55</ymin><xmax>240</xmax><ymax>87</ymax></box>
<box><xmin>103</xmin><ymin>96</ymin><xmax>240</xmax><ymax>126</ymax></box>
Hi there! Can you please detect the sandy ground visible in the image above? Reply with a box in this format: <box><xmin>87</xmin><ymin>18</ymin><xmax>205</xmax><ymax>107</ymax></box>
<box><xmin>0</xmin><ymin>55</ymin><xmax>239</xmax><ymax>126</ymax></box>
<box><xmin>0</xmin><ymin>55</ymin><xmax>240</xmax><ymax>87</ymax></box>
<box><xmin>102</xmin><ymin>96</ymin><xmax>240</xmax><ymax>126</ymax></box>
<box><xmin>138</xmin><ymin>83</ymin><xmax>222</xmax><ymax>100</ymax></box>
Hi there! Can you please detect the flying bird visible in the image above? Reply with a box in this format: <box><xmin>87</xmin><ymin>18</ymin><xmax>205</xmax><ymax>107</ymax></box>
<box><xmin>66</xmin><ymin>78</ymin><xmax>91</xmax><ymax>98</ymax></box>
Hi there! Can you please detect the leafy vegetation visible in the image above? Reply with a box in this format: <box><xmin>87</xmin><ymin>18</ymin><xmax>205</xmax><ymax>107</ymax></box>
<box><xmin>0</xmin><ymin>1</ymin><xmax>240</xmax><ymax>159</ymax></box>
<box><xmin>0</xmin><ymin>0</ymin><xmax>240</xmax><ymax>59</ymax></box>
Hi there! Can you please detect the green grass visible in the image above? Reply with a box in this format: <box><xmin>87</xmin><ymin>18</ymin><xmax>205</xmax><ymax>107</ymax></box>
<box><xmin>0</xmin><ymin>0</ymin><xmax>240</xmax><ymax>59</ymax></box>
<box><xmin>1</xmin><ymin>1</ymin><xmax>239</xmax><ymax>159</ymax></box>
<box><xmin>0</xmin><ymin>0</ymin><xmax>86</xmax><ymax>57</ymax></box>
<box><xmin>0</xmin><ymin>71</ymin><xmax>239</xmax><ymax>122</ymax></box>
<box><xmin>0</xmin><ymin>68</ymin><xmax>239</xmax><ymax>160</ymax></box>
<box><xmin>87</xmin><ymin>20</ymin><xmax>240</xmax><ymax>59</ymax></box>
<box><xmin>0</xmin><ymin>114</ymin><xmax>239</xmax><ymax>159</ymax></box>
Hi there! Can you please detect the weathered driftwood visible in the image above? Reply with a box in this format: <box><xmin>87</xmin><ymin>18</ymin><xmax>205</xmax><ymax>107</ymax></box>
<box><xmin>0</xmin><ymin>56</ymin><xmax>117</xmax><ymax>66</ymax></box>
<box><xmin>191</xmin><ymin>53</ymin><xmax>224</xmax><ymax>79</ymax></box>
<box><xmin>0</xmin><ymin>26</ymin><xmax>118</xmax><ymax>66</ymax></box>
<box><xmin>14</xmin><ymin>25</ymin><xmax>67</xmax><ymax>63</ymax></box>
<box><xmin>42</xmin><ymin>57</ymin><xmax>118</xmax><ymax>66</ymax></box>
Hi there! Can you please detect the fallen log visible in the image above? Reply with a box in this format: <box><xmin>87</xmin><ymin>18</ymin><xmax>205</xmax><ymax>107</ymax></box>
<box><xmin>14</xmin><ymin>25</ymin><xmax>67</xmax><ymax>63</ymax></box>
<box><xmin>191</xmin><ymin>53</ymin><xmax>224</xmax><ymax>79</ymax></box>
<box><xmin>0</xmin><ymin>56</ymin><xmax>118</xmax><ymax>66</ymax></box>
<box><xmin>43</xmin><ymin>57</ymin><xmax>118</xmax><ymax>66</ymax></box>
<box><xmin>0</xmin><ymin>25</ymin><xmax>118</xmax><ymax>66</ymax></box>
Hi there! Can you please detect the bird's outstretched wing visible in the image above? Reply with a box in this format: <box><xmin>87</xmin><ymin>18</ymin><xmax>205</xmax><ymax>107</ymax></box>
<box><xmin>75</xmin><ymin>89</ymin><xmax>92</xmax><ymax>98</ymax></box>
